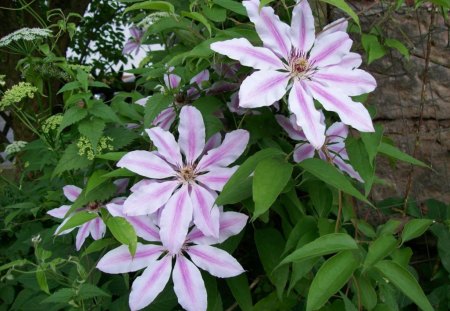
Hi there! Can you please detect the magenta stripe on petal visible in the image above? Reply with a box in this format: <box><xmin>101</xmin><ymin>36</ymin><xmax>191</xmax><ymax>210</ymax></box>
<box><xmin>117</xmin><ymin>151</ymin><xmax>175</xmax><ymax>179</ymax></box>
<box><xmin>191</xmin><ymin>185</ymin><xmax>220</xmax><ymax>238</ymax></box>
<box><xmin>178</xmin><ymin>106</ymin><xmax>206</xmax><ymax>164</ymax></box>
<box><xmin>188</xmin><ymin>245</ymin><xmax>244</xmax><ymax>278</ymax></box>
<box><xmin>309</xmin><ymin>32</ymin><xmax>352</xmax><ymax>67</ymax></box>
<box><xmin>63</xmin><ymin>185</ymin><xmax>82</xmax><ymax>202</ymax></box>
<box><xmin>146</xmin><ymin>127</ymin><xmax>182</xmax><ymax>166</ymax></box>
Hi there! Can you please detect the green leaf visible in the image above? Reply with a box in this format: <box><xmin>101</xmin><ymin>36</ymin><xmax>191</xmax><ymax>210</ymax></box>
<box><xmin>82</xmin><ymin>238</ymin><xmax>116</xmax><ymax>257</ymax></box>
<box><xmin>96</xmin><ymin>152</ymin><xmax>127</xmax><ymax>161</ymax></box>
<box><xmin>345</xmin><ymin>137</ymin><xmax>374</xmax><ymax>195</ymax></box>
<box><xmin>78</xmin><ymin>283</ymin><xmax>111</xmax><ymax>299</ymax></box>
<box><xmin>105</xmin><ymin>127</ymin><xmax>140</xmax><ymax>150</ymax></box>
<box><xmin>374</xmin><ymin>260</ymin><xmax>434</xmax><ymax>311</ymax></box>
<box><xmin>85</xmin><ymin>170</ymin><xmax>109</xmax><ymax>195</ymax></box>
<box><xmin>280</xmin><ymin>233</ymin><xmax>358</xmax><ymax>266</ymax></box>
<box><xmin>360</xmin><ymin>124</ymin><xmax>383</xmax><ymax>164</ymax></box>
<box><xmin>124</xmin><ymin>1</ymin><xmax>175</xmax><ymax>13</ymax></box>
<box><xmin>226</xmin><ymin>275</ymin><xmax>253</xmax><ymax>311</ymax></box>
<box><xmin>102</xmin><ymin>168</ymin><xmax>136</xmax><ymax>178</ymax></box>
<box><xmin>56</xmin><ymin>211</ymin><xmax>98</xmax><ymax>234</ymax></box>
<box><xmin>36</xmin><ymin>268</ymin><xmax>50</xmax><ymax>294</ymax></box>
<box><xmin>106</xmin><ymin>217</ymin><xmax>137</xmax><ymax>256</ymax></box>
<box><xmin>299</xmin><ymin>158</ymin><xmax>371</xmax><ymax>205</ymax></box>
<box><xmin>89</xmin><ymin>101</ymin><xmax>122</xmax><ymax>123</ymax></box>
<box><xmin>378</xmin><ymin>142</ymin><xmax>428</xmax><ymax>167</ymax></box>
<box><xmin>320</xmin><ymin>0</ymin><xmax>360</xmax><ymax>27</ymax></box>
<box><xmin>355</xmin><ymin>275</ymin><xmax>377</xmax><ymax>310</ymax></box>
<box><xmin>144</xmin><ymin>93</ymin><xmax>173</xmax><ymax>128</ymax></box>
<box><xmin>259</xmin><ymin>0</ymin><xmax>276</xmax><ymax>9</ymax></box>
<box><xmin>306</xmin><ymin>251</ymin><xmax>360</xmax><ymax>311</ymax></box>
<box><xmin>41</xmin><ymin>288</ymin><xmax>73</xmax><ymax>304</ymax></box>
<box><xmin>202</xmin><ymin>5</ymin><xmax>226</xmax><ymax>22</ymax></box>
<box><xmin>78</xmin><ymin>118</ymin><xmax>105</xmax><ymax>150</ymax></box>
<box><xmin>76</xmin><ymin>69</ymin><xmax>89</xmax><ymax>91</ymax></box>
<box><xmin>182</xmin><ymin>11</ymin><xmax>212</xmax><ymax>36</ymax></box>
<box><xmin>429</xmin><ymin>0</ymin><xmax>450</xmax><ymax>8</ymax></box>
<box><xmin>213</xmin><ymin>0</ymin><xmax>247</xmax><ymax>16</ymax></box>
<box><xmin>283</xmin><ymin>216</ymin><xmax>317</xmax><ymax>255</ymax></box>
<box><xmin>254</xmin><ymin>228</ymin><xmax>288</xmax><ymax>299</ymax></box>
<box><xmin>363</xmin><ymin>234</ymin><xmax>398</xmax><ymax>269</ymax></box>
<box><xmin>385</xmin><ymin>38</ymin><xmax>410</xmax><ymax>59</ymax></box>
<box><xmin>216</xmin><ymin>148</ymin><xmax>285</xmax><ymax>206</ymax></box>
<box><xmin>252</xmin><ymin>158</ymin><xmax>292</xmax><ymax>219</ymax></box>
<box><xmin>52</xmin><ymin>143</ymin><xmax>92</xmax><ymax>177</ymax></box>
<box><xmin>57</xmin><ymin>81</ymin><xmax>82</xmax><ymax>94</ymax></box>
<box><xmin>58</xmin><ymin>106</ymin><xmax>88</xmax><ymax>133</ymax></box>
<box><xmin>361</xmin><ymin>34</ymin><xmax>386</xmax><ymax>64</ymax></box>
<box><xmin>0</xmin><ymin>259</ymin><xmax>31</xmax><ymax>272</ymax></box>
<box><xmin>378</xmin><ymin>219</ymin><xmax>402</xmax><ymax>235</ymax></box>
<box><xmin>401</xmin><ymin>219</ymin><xmax>434</xmax><ymax>244</ymax></box>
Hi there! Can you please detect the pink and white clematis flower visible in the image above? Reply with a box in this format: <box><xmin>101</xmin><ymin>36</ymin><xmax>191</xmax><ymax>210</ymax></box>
<box><xmin>210</xmin><ymin>0</ymin><xmax>376</xmax><ymax>149</ymax></box>
<box><xmin>117</xmin><ymin>106</ymin><xmax>249</xmax><ymax>253</ymax></box>
<box><xmin>136</xmin><ymin>69</ymin><xmax>210</xmax><ymax>130</ymax></box>
<box><xmin>123</xmin><ymin>27</ymin><xmax>144</xmax><ymax>55</ymax></box>
<box><xmin>276</xmin><ymin>114</ymin><xmax>363</xmax><ymax>182</ymax></box>
<box><xmin>97</xmin><ymin>210</ymin><xmax>248</xmax><ymax>311</ymax></box>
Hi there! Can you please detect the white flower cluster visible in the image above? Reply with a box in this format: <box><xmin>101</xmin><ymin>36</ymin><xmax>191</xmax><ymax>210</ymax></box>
<box><xmin>0</xmin><ymin>28</ymin><xmax>52</xmax><ymax>47</ymax></box>
<box><xmin>4</xmin><ymin>141</ymin><xmax>27</xmax><ymax>156</ymax></box>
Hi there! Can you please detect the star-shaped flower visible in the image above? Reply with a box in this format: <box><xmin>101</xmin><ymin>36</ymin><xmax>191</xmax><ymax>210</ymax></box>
<box><xmin>117</xmin><ymin>106</ymin><xmax>249</xmax><ymax>253</ymax></box>
<box><xmin>211</xmin><ymin>0</ymin><xmax>376</xmax><ymax>149</ymax></box>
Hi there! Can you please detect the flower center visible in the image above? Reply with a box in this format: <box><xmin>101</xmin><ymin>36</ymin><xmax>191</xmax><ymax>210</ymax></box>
<box><xmin>178</xmin><ymin>165</ymin><xmax>196</xmax><ymax>183</ymax></box>
<box><xmin>86</xmin><ymin>201</ymin><xmax>101</xmax><ymax>212</ymax></box>
<box><xmin>288</xmin><ymin>49</ymin><xmax>316</xmax><ymax>80</ymax></box>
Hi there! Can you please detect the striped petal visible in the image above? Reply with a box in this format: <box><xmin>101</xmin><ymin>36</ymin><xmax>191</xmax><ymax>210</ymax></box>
<box><xmin>127</xmin><ymin>216</ymin><xmax>160</xmax><ymax>242</ymax></box>
<box><xmin>188</xmin><ymin>245</ymin><xmax>245</xmax><ymax>277</ymax></box>
<box><xmin>130</xmin><ymin>179</ymin><xmax>155</xmax><ymax>192</ymax></box>
<box><xmin>243</xmin><ymin>0</ymin><xmax>291</xmax><ymax>59</ymax></box>
<box><xmin>129</xmin><ymin>256</ymin><xmax>172</xmax><ymax>311</ymax></box>
<box><xmin>316</xmin><ymin>18</ymin><xmax>348</xmax><ymax>40</ymax></box>
<box><xmin>152</xmin><ymin>107</ymin><xmax>176</xmax><ymax>131</ymax></box>
<box><xmin>97</xmin><ymin>244</ymin><xmax>164</xmax><ymax>274</ymax></box>
<box><xmin>314</xmin><ymin>67</ymin><xmax>377</xmax><ymax>96</ymax></box>
<box><xmin>203</xmin><ymin>132</ymin><xmax>222</xmax><ymax>154</ymax></box>
<box><xmin>308</xmin><ymin>81</ymin><xmax>374</xmax><ymax>132</ymax></box>
<box><xmin>178</xmin><ymin>106</ymin><xmax>205</xmax><ymax>164</ymax></box>
<box><xmin>334</xmin><ymin>52</ymin><xmax>362</xmax><ymax>69</ymax></box>
<box><xmin>291</xmin><ymin>0</ymin><xmax>315</xmax><ymax>53</ymax></box>
<box><xmin>309</xmin><ymin>31</ymin><xmax>352</xmax><ymax>67</ymax></box>
<box><xmin>293</xmin><ymin>143</ymin><xmax>315</xmax><ymax>163</ymax></box>
<box><xmin>288</xmin><ymin>81</ymin><xmax>326</xmax><ymax>149</ymax></box>
<box><xmin>188</xmin><ymin>211</ymin><xmax>248</xmax><ymax>245</ymax></box>
<box><xmin>196</xmin><ymin>166</ymin><xmax>238</xmax><ymax>191</ymax></box>
<box><xmin>211</xmin><ymin>38</ymin><xmax>284</xmax><ymax>70</ymax></box>
<box><xmin>333</xmin><ymin>155</ymin><xmax>364</xmax><ymax>182</ymax></box>
<box><xmin>326</xmin><ymin>122</ymin><xmax>348</xmax><ymax>143</ymax></box>
<box><xmin>75</xmin><ymin>222</ymin><xmax>91</xmax><ymax>251</ymax></box>
<box><xmin>197</xmin><ymin>130</ymin><xmax>249</xmax><ymax>171</ymax></box>
<box><xmin>89</xmin><ymin>218</ymin><xmax>106</xmax><ymax>240</ymax></box>
<box><xmin>146</xmin><ymin>127</ymin><xmax>182</xmax><ymax>166</ymax></box>
<box><xmin>275</xmin><ymin>114</ymin><xmax>306</xmax><ymax>141</ymax></box>
<box><xmin>135</xmin><ymin>96</ymin><xmax>150</xmax><ymax>107</ymax></box>
<box><xmin>238</xmin><ymin>70</ymin><xmax>290</xmax><ymax>108</ymax></box>
<box><xmin>172</xmin><ymin>256</ymin><xmax>207</xmax><ymax>311</ymax></box>
<box><xmin>159</xmin><ymin>186</ymin><xmax>193</xmax><ymax>255</ymax></box>
<box><xmin>47</xmin><ymin>205</ymin><xmax>71</xmax><ymax>219</ymax></box>
<box><xmin>164</xmin><ymin>73</ymin><xmax>181</xmax><ymax>89</ymax></box>
<box><xmin>63</xmin><ymin>185</ymin><xmax>81</xmax><ymax>202</ymax></box>
<box><xmin>117</xmin><ymin>151</ymin><xmax>175</xmax><ymax>179</ymax></box>
<box><xmin>190</xmin><ymin>185</ymin><xmax>220</xmax><ymax>238</ymax></box>
<box><xmin>123</xmin><ymin>180</ymin><xmax>179</xmax><ymax>216</ymax></box>
<box><xmin>190</xmin><ymin>70</ymin><xmax>209</xmax><ymax>87</ymax></box>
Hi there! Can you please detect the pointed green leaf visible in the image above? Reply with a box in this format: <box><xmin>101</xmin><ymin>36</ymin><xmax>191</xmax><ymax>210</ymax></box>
<box><xmin>299</xmin><ymin>158</ymin><xmax>371</xmax><ymax>205</ymax></box>
<box><xmin>374</xmin><ymin>260</ymin><xmax>434</xmax><ymax>311</ymax></box>
<box><xmin>378</xmin><ymin>142</ymin><xmax>428</xmax><ymax>168</ymax></box>
<box><xmin>226</xmin><ymin>275</ymin><xmax>253</xmax><ymax>311</ymax></box>
<box><xmin>401</xmin><ymin>219</ymin><xmax>434</xmax><ymax>244</ymax></box>
<box><xmin>56</xmin><ymin>211</ymin><xmax>98</xmax><ymax>234</ymax></box>
<box><xmin>363</xmin><ymin>234</ymin><xmax>398</xmax><ymax>269</ymax></box>
<box><xmin>253</xmin><ymin>157</ymin><xmax>292</xmax><ymax>219</ymax></box>
<box><xmin>306</xmin><ymin>251</ymin><xmax>360</xmax><ymax>311</ymax></box>
<box><xmin>124</xmin><ymin>1</ymin><xmax>175</xmax><ymax>13</ymax></box>
<box><xmin>280</xmin><ymin>233</ymin><xmax>358</xmax><ymax>266</ymax></box>
<box><xmin>106</xmin><ymin>217</ymin><xmax>137</xmax><ymax>256</ymax></box>
<box><xmin>144</xmin><ymin>93</ymin><xmax>173</xmax><ymax>128</ymax></box>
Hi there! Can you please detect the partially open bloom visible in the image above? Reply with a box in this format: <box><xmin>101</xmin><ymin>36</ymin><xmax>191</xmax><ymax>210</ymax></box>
<box><xmin>118</xmin><ymin>106</ymin><xmax>249</xmax><ymax>253</ymax></box>
<box><xmin>136</xmin><ymin>69</ymin><xmax>209</xmax><ymax>130</ymax></box>
<box><xmin>97</xmin><ymin>210</ymin><xmax>248</xmax><ymax>311</ymax></box>
<box><xmin>277</xmin><ymin>114</ymin><xmax>363</xmax><ymax>181</ymax></box>
<box><xmin>211</xmin><ymin>0</ymin><xmax>376</xmax><ymax>149</ymax></box>
<box><xmin>123</xmin><ymin>27</ymin><xmax>144</xmax><ymax>55</ymax></box>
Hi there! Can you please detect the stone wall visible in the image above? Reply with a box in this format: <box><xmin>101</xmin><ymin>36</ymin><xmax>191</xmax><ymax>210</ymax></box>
<box><xmin>348</xmin><ymin>2</ymin><xmax>450</xmax><ymax>203</ymax></box>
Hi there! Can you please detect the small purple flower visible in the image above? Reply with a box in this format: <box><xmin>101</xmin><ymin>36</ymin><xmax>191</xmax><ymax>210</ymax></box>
<box><xmin>276</xmin><ymin>114</ymin><xmax>363</xmax><ymax>182</ymax></box>
<box><xmin>97</xmin><ymin>210</ymin><xmax>248</xmax><ymax>311</ymax></box>
<box><xmin>117</xmin><ymin>106</ymin><xmax>249</xmax><ymax>253</ymax></box>
<box><xmin>210</xmin><ymin>0</ymin><xmax>376</xmax><ymax>149</ymax></box>
<box><xmin>135</xmin><ymin>69</ymin><xmax>210</xmax><ymax>130</ymax></box>
<box><xmin>123</xmin><ymin>27</ymin><xmax>144</xmax><ymax>55</ymax></box>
